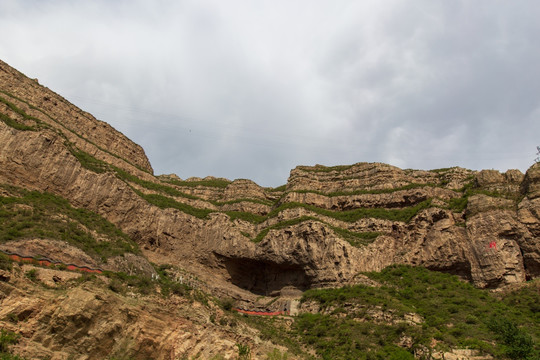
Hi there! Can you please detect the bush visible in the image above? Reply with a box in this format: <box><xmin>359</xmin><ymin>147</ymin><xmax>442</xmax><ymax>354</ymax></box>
<box><xmin>0</xmin><ymin>254</ymin><xmax>11</xmax><ymax>271</ymax></box>
<box><xmin>488</xmin><ymin>317</ymin><xmax>535</xmax><ymax>359</ymax></box>
<box><xmin>0</xmin><ymin>329</ymin><xmax>19</xmax><ymax>353</ymax></box>
<box><xmin>221</xmin><ymin>298</ymin><xmax>235</xmax><ymax>311</ymax></box>
<box><xmin>24</xmin><ymin>269</ymin><xmax>38</xmax><ymax>281</ymax></box>
<box><xmin>109</xmin><ymin>279</ymin><xmax>124</xmax><ymax>294</ymax></box>
<box><xmin>236</xmin><ymin>343</ymin><xmax>251</xmax><ymax>359</ymax></box>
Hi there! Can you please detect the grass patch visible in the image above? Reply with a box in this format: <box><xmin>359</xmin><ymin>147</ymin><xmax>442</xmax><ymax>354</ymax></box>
<box><xmin>293</xmin><ymin>183</ymin><xmax>437</xmax><ymax>197</ymax></box>
<box><xmin>0</xmin><ymin>329</ymin><xmax>23</xmax><ymax>359</ymax></box>
<box><xmin>251</xmin><ymin>216</ymin><xmax>381</xmax><ymax>246</ymax></box>
<box><xmin>225</xmin><ymin>211</ymin><xmax>265</xmax><ymax>223</ymax></box>
<box><xmin>135</xmin><ymin>191</ymin><xmax>212</xmax><ymax>219</ymax></box>
<box><xmin>267</xmin><ymin>199</ymin><xmax>432</xmax><ymax>224</ymax></box>
<box><xmin>0</xmin><ymin>90</ymin><xmax>151</xmax><ymax>174</ymax></box>
<box><xmin>164</xmin><ymin>178</ymin><xmax>232</xmax><ymax>188</ymax></box>
<box><xmin>67</xmin><ymin>145</ymin><xmax>110</xmax><ymax>174</ymax></box>
<box><xmin>0</xmin><ymin>185</ymin><xmax>140</xmax><ymax>261</ymax></box>
<box><xmin>297</xmin><ymin>164</ymin><xmax>354</xmax><ymax>173</ymax></box>
<box><xmin>252</xmin><ymin>216</ymin><xmax>319</xmax><ymax>243</ymax></box>
<box><xmin>270</xmin><ymin>184</ymin><xmax>287</xmax><ymax>192</ymax></box>
<box><xmin>294</xmin><ymin>265</ymin><xmax>539</xmax><ymax>359</ymax></box>
<box><xmin>115</xmin><ymin>167</ymin><xmax>199</xmax><ymax>200</ymax></box>
<box><xmin>446</xmin><ymin>180</ymin><xmax>522</xmax><ymax>213</ymax></box>
<box><xmin>331</xmin><ymin>227</ymin><xmax>380</xmax><ymax>247</ymax></box>
<box><xmin>0</xmin><ymin>112</ymin><xmax>35</xmax><ymax>131</ymax></box>
<box><xmin>217</xmin><ymin>198</ymin><xmax>274</xmax><ymax>206</ymax></box>
<box><xmin>0</xmin><ymin>95</ymin><xmax>41</xmax><ymax>131</ymax></box>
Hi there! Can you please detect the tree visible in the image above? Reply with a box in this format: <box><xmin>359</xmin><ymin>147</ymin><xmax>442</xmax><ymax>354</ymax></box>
<box><xmin>536</xmin><ymin>146</ymin><xmax>540</xmax><ymax>163</ymax></box>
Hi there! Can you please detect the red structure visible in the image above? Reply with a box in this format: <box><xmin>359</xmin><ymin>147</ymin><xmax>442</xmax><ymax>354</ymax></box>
<box><xmin>488</xmin><ymin>241</ymin><xmax>497</xmax><ymax>250</ymax></box>
<box><xmin>1</xmin><ymin>249</ymin><xmax>103</xmax><ymax>274</ymax></box>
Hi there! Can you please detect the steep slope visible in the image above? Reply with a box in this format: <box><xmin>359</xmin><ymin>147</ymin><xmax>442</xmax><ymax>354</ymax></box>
<box><xmin>1</xmin><ymin>58</ymin><xmax>539</xmax><ymax>300</ymax></box>
<box><xmin>1</xmin><ymin>59</ymin><xmax>540</xmax><ymax>359</ymax></box>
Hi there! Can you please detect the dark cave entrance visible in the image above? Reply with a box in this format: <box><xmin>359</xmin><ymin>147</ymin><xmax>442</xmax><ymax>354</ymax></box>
<box><xmin>217</xmin><ymin>255</ymin><xmax>311</xmax><ymax>296</ymax></box>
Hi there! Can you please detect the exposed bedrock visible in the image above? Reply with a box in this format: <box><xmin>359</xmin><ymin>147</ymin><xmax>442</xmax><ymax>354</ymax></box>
<box><xmin>1</xmin><ymin>57</ymin><xmax>540</xmax><ymax>294</ymax></box>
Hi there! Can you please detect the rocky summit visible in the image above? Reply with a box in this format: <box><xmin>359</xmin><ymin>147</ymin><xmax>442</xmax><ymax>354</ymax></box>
<box><xmin>0</xmin><ymin>59</ymin><xmax>538</xmax><ymax>359</ymax></box>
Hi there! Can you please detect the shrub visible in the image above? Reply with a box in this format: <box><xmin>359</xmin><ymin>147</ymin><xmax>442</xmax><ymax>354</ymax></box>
<box><xmin>236</xmin><ymin>343</ymin><xmax>251</xmax><ymax>359</ymax></box>
<box><xmin>488</xmin><ymin>317</ymin><xmax>535</xmax><ymax>359</ymax></box>
<box><xmin>24</xmin><ymin>269</ymin><xmax>38</xmax><ymax>281</ymax></box>
<box><xmin>221</xmin><ymin>298</ymin><xmax>235</xmax><ymax>311</ymax></box>
<box><xmin>109</xmin><ymin>279</ymin><xmax>124</xmax><ymax>294</ymax></box>
<box><xmin>0</xmin><ymin>329</ymin><xmax>19</xmax><ymax>353</ymax></box>
<box><xmin>0</xmin><ymin>254</ymin><xmax>11</xmax><ymax>271</ymax></box>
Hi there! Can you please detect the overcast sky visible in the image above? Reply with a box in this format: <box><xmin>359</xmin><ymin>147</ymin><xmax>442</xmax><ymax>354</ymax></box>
<box><xmin>1</xmin><ymin>1</ymin><xmax>539</xmax><ymax>186</ymax></box>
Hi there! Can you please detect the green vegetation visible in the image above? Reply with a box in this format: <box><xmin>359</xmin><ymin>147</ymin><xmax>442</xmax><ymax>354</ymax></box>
<box><xmin>24</xmin><ymin>269</ymin><xmax>38</xmax><ymax>281</ymax></box>
<box><xmin>488</xmin><ymin>317</ymin><xmax>535</xmax><ymax>359</ymax></box>
<box><xmin>115</xmin><ymin>167</ymin><xmax>199</xmax><ymax>200</ymax></box>
<box><xmin>61</xmin><ymin>145</ymin><xmax>433</xmax><ymax>245</ymax></box>
<box><xmin>0</xmin><ymin>185</ymin><xmax>140</xmax><ymax>261</ymax></box>
<box><xmin>291</xmin><ymin>265</ymin><xmax>540</xmax><ymax>359</ymax></box>
<box><xmin>164</xmin><ymin>178</ymin><xmax>232</xmax><ymax>189</ymax></box>
<box><xmin>0</xmin><ymin>329</ymin><xmax>24</xmax><ymax>360</ymax></box>
<box><xmin>270</xmin><ymin>184</ymin><xmax>287</xmax><ymax>192</ymax></box>
<box><xmin>152</xmin><ymin>264</ymin><xmax>192</xmax><ymax>297</ymax></box>
<box><xmin>105</xmin><ymin>271</ymin><xmax>158</xmax><ymax>296</ymax></box>
<box><xmin>267</xmin><ymin>200</ymin><xmax>432</xmax><ymax>224</ymax></box>
<box><xmin>0</xmin><ymin>111</ymin><xmax>35</xmax><ymax>131</ymax></box>
<box><xmin>218</xmin><ymin>198</ymin><xmax>273</xmax><ymax>206</ymax></box>
<box><xmin>330</xmin><ymin>228</ymin><xmax>380</xmax><ymax>247</ymax></box>
<box><xmin>65</xmin><ymin>147</ymin><xmax>273</xmax><ymax>211</ymax></box>
<box><xmin>252</xmin><ymin>216</ymin><xmax>318</xmax><ymax>243</ymax></box>
<box><xmin>297</xmin><ymin>164</ymin><xmax>354</xmax><ymax>173</ymax></box>
<box><xmin>266</xmin><ymin>349</ymin><xmax>289</xmax><ymax>360</ymax></box>
<box><xmin>0</xmin><ymin>90</ymin><xmax>151</xmax><ymax>174</ymax></box>
<box><xmin>0</xmin><ymin>253</ymin><xmax>12</xmax><ymax>271</ymax></box>
<box><xmin>135</xmin><ymin>191</ymin><xmax>212</xmax><ymax>219</ymax></box>
<box><xmin>446</xmin><ymin>181</ymin><xmax>523</xmax><ymax>214</ymax></box>
<box><xmin>0</xmin><ymin>95</ymin><xmax>40</xmax><ymax>131</ymax></box>
<box><xmin>429</xmin><ymin>167</ymin><xmax>457</xmax><ymax>173</ymax></box>
<box><xmin>294</xmin><ymin>183</ymin><xmax>436</xmax><ymax>197</ymax></box>
<box><xmin>251</xmin><ymin>216</ymin><xmax>380</xmax><ymax>246</ymax></box>
<box><xmin>236</xmin><ymin>343</ymin><xmax>251</xmax><ymax>359</ymax></box>
<box><xmin>67</xmin><ymin>145</ymin><xmax>110</xmax><ymax>173</ymax></box>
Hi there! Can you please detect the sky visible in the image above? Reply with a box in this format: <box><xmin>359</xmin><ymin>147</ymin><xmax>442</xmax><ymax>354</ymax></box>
<box><xmin>1</xmin><ymin>1</ymin><xmax>539</xmax><ymax>187</ymax></box>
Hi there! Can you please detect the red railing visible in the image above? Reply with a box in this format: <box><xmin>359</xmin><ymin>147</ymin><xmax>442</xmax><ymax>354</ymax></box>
<box><xmin>0</xmin><ymin>249</ymin><xmax>103</xmax><ymax>274</ymax></box>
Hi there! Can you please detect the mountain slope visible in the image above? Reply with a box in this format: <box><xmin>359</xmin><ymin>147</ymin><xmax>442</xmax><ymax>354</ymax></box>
<box><xmin>0</xmin><ymin>59</ymin><xmax>539</xmax><ymax>358</ymax></box>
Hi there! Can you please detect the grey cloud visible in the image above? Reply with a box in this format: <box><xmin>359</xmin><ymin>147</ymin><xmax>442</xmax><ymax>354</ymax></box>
<box><xmin>1</xmin><ymin>0</ymin><xmax>539</xmax><ymax>186</ymax></box>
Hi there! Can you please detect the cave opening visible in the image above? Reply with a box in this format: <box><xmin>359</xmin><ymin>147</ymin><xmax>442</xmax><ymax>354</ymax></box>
<box><xmin>217</xmin><ymin>254</ymin><xmax>312</xmax><ymax>296</ymax></box>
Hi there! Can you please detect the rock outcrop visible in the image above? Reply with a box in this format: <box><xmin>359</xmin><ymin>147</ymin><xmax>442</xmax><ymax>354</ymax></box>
<box><xmin>0</xmin><ymin>264</ymin><xmax>282</xmax><ymax>360</ymax></box>
<box><xmin>1</xmin><ymin>57</ymin><xmax>539</xmax><ymax>299</ymax></box>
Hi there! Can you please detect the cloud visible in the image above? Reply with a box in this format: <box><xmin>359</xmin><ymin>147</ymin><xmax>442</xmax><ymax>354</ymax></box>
<box><xmin>1</xmin><ymin>0</ymin><xmax>539</xmax><ymax>186</ymax></box>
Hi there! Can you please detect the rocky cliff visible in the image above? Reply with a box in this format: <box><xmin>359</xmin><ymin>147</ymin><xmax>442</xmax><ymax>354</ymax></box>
<box><xmin>0</xmin><ymin>59</ymin><xmax>539</xmax><ymax>358</ymax></box>
<box><xmin>1</xmin><ymin>59</ymin><xmax>539</xmax><ymax>297</ymax></box>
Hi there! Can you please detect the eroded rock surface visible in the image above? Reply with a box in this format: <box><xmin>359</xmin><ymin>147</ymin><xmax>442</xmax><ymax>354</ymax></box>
<box><xmin>1</xmin><ymin>58</ymin><xmax>539</xmax><ymax>298</ymax></box>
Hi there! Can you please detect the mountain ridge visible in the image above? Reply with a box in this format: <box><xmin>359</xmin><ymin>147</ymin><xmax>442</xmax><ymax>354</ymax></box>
<box><xmin>0</xmin><ymin>59</ymin><xmax>539</xmax><ymax>359</ymax></box>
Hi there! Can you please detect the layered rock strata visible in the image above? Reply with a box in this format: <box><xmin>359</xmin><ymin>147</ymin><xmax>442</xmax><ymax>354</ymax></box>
<box><xmin>0</xmin><ymin>58</ymin><xmax>539</xmax><ymax>301</ymax></box>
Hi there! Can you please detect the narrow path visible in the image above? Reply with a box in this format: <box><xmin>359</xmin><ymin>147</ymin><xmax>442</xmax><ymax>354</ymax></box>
<box><xmin>0</xmin><ymin>249</ymin><xmax>103</xmax><ymax>274</ymax></box>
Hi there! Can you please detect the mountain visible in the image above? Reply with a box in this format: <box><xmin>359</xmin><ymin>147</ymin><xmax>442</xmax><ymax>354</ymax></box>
<box><xmin>0</xmin><ymin>59</ymin><xmax>538</xmax><ymax>359</ymax></box>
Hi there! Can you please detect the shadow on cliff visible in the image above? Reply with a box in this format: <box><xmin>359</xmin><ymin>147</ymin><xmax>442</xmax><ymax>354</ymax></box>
<box><xmin>215</xmin><ymin>254</ymin><xmax>312</xmax><ymax>296</ymax></box>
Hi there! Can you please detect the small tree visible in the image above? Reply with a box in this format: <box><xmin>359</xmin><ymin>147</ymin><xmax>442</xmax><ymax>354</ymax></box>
<box><xmin>536</xmin><ymin>146</ymin><xmax>540</xmax><ymax>163</ymax></box>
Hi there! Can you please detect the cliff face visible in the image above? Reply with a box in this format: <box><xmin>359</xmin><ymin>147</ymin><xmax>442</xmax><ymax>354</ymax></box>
<box><xmin>1</xmin><ymin>59</ymin><xmax>540</xmax><ymax>359</ymax></box>
<box><xmin>0</xmin><ymin>265</ymin><xmax>281</xmax><ymax>360</ymax></box>
<box><xmin>1</xmin><ymin>58</ymin><xmax>539</xmax><ymax>300</ymax></box>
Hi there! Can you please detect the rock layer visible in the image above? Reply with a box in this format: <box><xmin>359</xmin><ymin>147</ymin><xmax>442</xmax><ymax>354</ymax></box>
<box><xmin>0</xmin><ymin>58</ymin><xmax>539</xmax><ymax>300</ymax></box>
